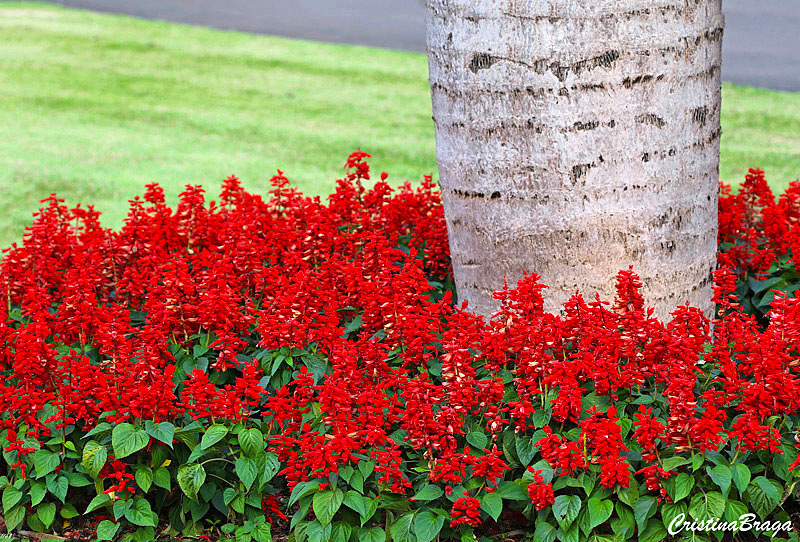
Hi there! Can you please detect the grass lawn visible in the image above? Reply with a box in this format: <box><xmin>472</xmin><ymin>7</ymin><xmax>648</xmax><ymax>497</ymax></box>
<box><xmin>0</xmin><ymin>2</ymin><xmax>799</xmax><ymax>247</ymax></box>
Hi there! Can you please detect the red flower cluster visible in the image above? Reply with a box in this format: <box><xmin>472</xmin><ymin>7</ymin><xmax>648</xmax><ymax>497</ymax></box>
<box><xmin>450</xmin><ymin>491</ymin><xmax>482</xmax><ymax>527</ymax></box>
<box><xmin>0</xmin><ymin>151</ymin><xmax>447</xmax><ymax>433</ymax></box>
<box><xmin>526</xmin><ymin>468</ymin><xmax>555</xmax><ymax>511</ymax></box>
<box><xmin>719</xmin><ymin>167</ymin><xmax>800</xmax><ymax>274</ymax></box>
<box><xmin>100</xmin><ymin>459</ymin><xmax>135</xmax><ymax>499</ymax></box>
<box><xmin>580</xmin><ymin>407</ymin><xmax>630</xmax><ymax>489</ymax></box>
<box><xmin>0</xmin><ymin>154</ymin><xmax>798</xmax><ymax>530</ymax></box>
<box><xmin>2</xmin><ymin>428</ymin><xmax>36</xmax><ymax>479</ymax></box>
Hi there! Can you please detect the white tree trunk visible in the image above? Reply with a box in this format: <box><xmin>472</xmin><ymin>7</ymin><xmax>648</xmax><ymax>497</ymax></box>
<box><xmin>425</xmin><ymin>0</ymin><xmax>723</xmax><ymax>321</ymax></box>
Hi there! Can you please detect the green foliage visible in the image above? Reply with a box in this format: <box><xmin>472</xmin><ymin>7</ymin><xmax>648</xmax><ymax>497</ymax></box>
<box><xmin>734</xmin><ymin>255</ymin><xmax>800</xmax><ymax>323</ymax></box>
<box><xmin>0</xmin><ymin>410</ymin><xmax>282</xmax><ymax>541</ymax></box>
<box><xmin>0</xmin><ymin>375</ymin><xmax>797</xmax><ymax>541</ymax></box>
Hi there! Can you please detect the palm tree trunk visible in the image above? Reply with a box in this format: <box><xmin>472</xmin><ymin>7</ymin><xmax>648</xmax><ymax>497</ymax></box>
<box><xmin>425</xmin><ymin>0</ymin><xmax>723</xmax><ymax>320</ymax></box>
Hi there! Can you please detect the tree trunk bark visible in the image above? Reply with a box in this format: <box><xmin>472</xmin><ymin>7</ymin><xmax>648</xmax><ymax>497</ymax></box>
<box><xmin>425</xmin><ymin>0</ymin><xmax>723</xmax><ymax>321</ymax></box>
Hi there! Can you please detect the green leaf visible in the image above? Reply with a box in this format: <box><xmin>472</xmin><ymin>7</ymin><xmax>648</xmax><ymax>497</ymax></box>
<box><xmin>3</xmin><ymin>485</ymin><xmax>23</xmax><ymax>512</ymax></box>
<box><xmin>135</xmin><ymin>466</ymin><xmax>153</xmax><ymax>493</ymax></box>
<box><xmin>230</xmin><ymin>494</ymin><xmax>245</xmax><ymax>514</ymax></box>
<box><xmin>33</xmin><ymin>449</ymin><xmax>60</xmax><ymax>478</ymax></box>
<box><xmin>389</xmin><ymin>511</ymin><xmax>415</xmax><ymax>542</ymax></box>
<box><xmin>502</xmin><ymin>432</ymin><xmax>522</xmax><ymax>469</ymax></box>
<box><xmin>82</xmin><ymin>440</ymin><xmax>107</xmax><ymax>478</ymax></box>
<box><xmin>343</xmin><ymin>314</ymin><xmax>364</xmax><ymax>335</ymax></box>
<box><xmin>177</xmin><ymin>463</ymin><xmax>206</xmax><ymax>500</ymax></box>
<box><xmin>312</xmin><ymin>489</ymin><xmax>344</xmax><ymax>527</ymax></box>
<box><xmin>84</xmin><ymin>422</ymin><xmax>113</xmax><ymax>440</ymax></box>
<box><xmin>153</xmin><ymin>467</ymin><xmax>170</xmax><ymax>490</ymax></box>
<box><xmin>261</xmin><ymin>452</ymin><xmax>280</xmax><ymax>485</ymax></box>
<box><xmin>661</xmin><ymin>456</ymin><xmax>690</xmax><ymax>472</ymax></box>
<box><xmin>132</xmin><ymin>526</ymin><xmax>155</xmax><ymax>542</ymax></box>
<box><xmin>616</xmin><ymin>484</ymin><xmax>638</xmax><ymax>508</ymax></box>
<box><xmin>113</xmin><ymin>499</ymin><xmax>131</xmax><ymax>521</ymax></box>
<box><xmin>343</xmin><ymin>490</ymin><xmax>368</xmax><ymax>517</ymax></box>
<box><xmin>85</xmin><ymin>493</ymin><xmax>112</xmax><ymax>514</ymax></box>
<box><xmin>288</xmin><ymin>480</ymin><xmax>320</xmax><ymax>507</ymax></box>
<box><xmin>200</xmin><ymin>424</ymin><xmax>229</xmax><ymax>449</ymax></box>
<box><xmin>358</xmin><ymin>460</ymin><xmax>375</xmax><ymax>481</ymax></box>
<box><xmin>579</xmin><ymin>472</ymin><xmax>596</xmax><ymax>498</ymax></box>
<box><xmin>515</xmin><ymin>436</ymin><xmax>537</xmax><ymax>466</ymax></box>
<box><xmin>60</xmin><ymin>503</ymin><xmax>79</xmax><ymax>519</ymax></box>
<box><xmin>47</xmin><ymin>475</ymin><xmax>68</xmax><ymax>503</ymax></box>
<box><xmin>688</xmin><ymin>491</ymin><xmax>725</xmax><ymax>522</ymax></box>
<box><xmin>37</xmin><ymin>502</ymin><xmax>56</xmax><ymax>528</ymax></box>
<box><xmin>496</xmin><ymin>480</ymin><xmax>529</xmax><ymax>501</ymax></box>
<box><xmin>754</xmin><ymin>476</ymin><xmax>781</xmax><ymax>502</ymax></box>
<box><xmin>465</xmin><ymin>431</ymin><xmax>488</xmax><ymax>450</ymax></box>
<box><xmin>360</xmin><ymin>527</ymin><xmax>385</xmax><ymax>542</ymax></box>
<box><xmin>112</xmin><ymin>423</ymin><xmax>149</xmax><ymax>458</ymax></box>
<box><xmin>724</xmin><ymin>499</ymin><xmax>748</xmax><ymax>524</ymax></box>
<box><xmin>144</xmin><ymin>421</ymin><xmax>175</xmax><ymax>448</ymax></box>
<box><xmin>634</xmin><ymin>496</ymin><xmax>658</xmax><ymax>532</ymax></box>
<box><xmin>587</xmin><ymin>498</ymin><xmax>613</xmax><ymax>530</ymax></box>
<box><xmin>413</xmin><ymin>484</ymin><xmax>443</xmax><ymax>502</ymax></box>
<box><xmin>193</xmin><ymin>344</ymin><xmax>209</xmax><ymax>358</ymax></box>
<box><xmin>772</xmin><ymin>448</ymin><xmax>792</xmax><ymax>481</ymax></box>
<box><xmin>748</xmin><ymin>477</ymin><xmax>780</xmax><ymax>519</ymax></box>
<box><xmin>413</xmin><ymin>510</ymin><xmax>444</xmax><ymax>542</ymax></box>
<box><xmin>67</xmin><ymin>472</ymin><xmax>92</xmax><ymax>488</ymax></box>
<box><xmin>611</xmin><ymin>502</ymin><xmax>635</xmax><ymax>538</ymax></box>
<box><xmin>186</xmin><ymin>442</ymin><xmax>208</xmax><ymax>463</ymax></box>
<box><xmin>757</xmin><ymin>287</ymin><xmax>786</xmax><ymax>308</ymax></box>
<box><xmin>582</xmin><ymin>392</ymin><xmax>612</xmax><ymax>412</ymax></box>
<box><xmin>96</xmin><ymin>520</ymin><xmax>120</xmax><ymax>541</ymax></box>
<box><xmin>752</xmin><ymin>276</ymin><xmax>785</xmax><ymax>293</ymax></box>
<box><xmin>672</xmin><ymin>473</ymin><xmax>695</xmax><ymax>502</ymax></box>
<box><xmin>343</xmin><ymin>470</ymin><xmax>361</xmax><ymax>493</ymax></box>
<box><xmin>731</xmin><ymin>463</ymin><xmax>751</xmax><ymax>495</ymax></box>
<box><xmin>660</xmin><ymin>501</ymin><xmax>687</xmax><ymax>534</ymax></box>
<box><xmin>552</xmin><ymin>494</ymin><xmax>582</xmax><ymax>530</ymax></box>
<box><xmin>173</xmin><ymin>424</ymin><xmax>201</xmax><ymax>449</ymax></box>
<box><xmin>304</xmin><ymin>519</ymin><xmax>333</xmax><ymax>542</ymax></box>
<box><xmin>481</xmin><ymin>492</ymin><xmax>503</xmax><ymax>521</ymax></box>
<box><xmin>619</xmin><ymin>418</ymin><xmax>633</xmax><ymax>438</ymax></box>
<box><xmin>223</xmin><ymin>487</ymin><xmax>238</xmax><ymax>506</ymax></box>
<box><xmin>532</xmin><ymin>520</ymin><xmax>557</xmax><ymax>542</ymax></box>
<box><xmin>252</xmin><ymin>521</ymin><xmax>272</xmax><ymax>542</ymax></box>
<box><xmin>639</xmin><ymin>518</ymin><xmax>668</xmax><ymax>542</ymax></box>
<box><xmin>533</xmin><ymin>408</ymin><xmax>551</xmax><ymax>428</ymax></box>
<box><xmin>27</xmin><ymin>513</ymin><xmax>48</xmax><ymax>533</ymax></box>
<box><xmin>125</xmin><ymin>497</ymin><xmax>157</xmax><ymax>527</ymax></box>
<box><xmin>362</xmin><ymin>497</ymin><xmax>379</xmax><ymax>525</ymax></box>
<box><xmin>559</xmin><ymin>522</ymin><xmax>580</xmax><ymax>542</ymax></box>
<box><xmin>235</xmin><ymin>457</ymin><xmax>258</xmax><ymax>491</ymax></box>
<box><xmin>708</xmin><ymin>465</ymin><xmax>732</xmax><ymax>496</ymax></box>
<box><xmin>5</xmin><ymin>504</ymin><xmax>25</xmax><ymax>532</ymax></box>
<box><xmin>30</xmin><ymin>482</ymin><xmax>47</xmax><ymax>507</ymax></box>
<box><xmin>239</xmin><ymin>428</ymin><xmax>265</xmax><ymax>457</ymax></box>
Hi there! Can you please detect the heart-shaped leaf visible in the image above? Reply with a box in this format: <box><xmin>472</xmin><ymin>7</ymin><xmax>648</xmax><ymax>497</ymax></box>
<box><xmin>112</xmin><ymin>423</ymin><xmax>148</xmax><ymax>459</ymax></box>
<box><xmin>312</xmin><ymin>489</ymin><xmax>344</xmax><ymax>527</ymax></box>
<box><xmin>177</xmin><ymin>463</ymin><xmax>206</xmax><ymax>500</ymax></box>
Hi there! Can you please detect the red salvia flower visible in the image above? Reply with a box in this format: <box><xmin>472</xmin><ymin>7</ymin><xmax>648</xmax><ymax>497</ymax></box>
<box><xmin>450</xmin><ymin>492</ymin><xmax>482</xmax><ymax>527</ymax></box>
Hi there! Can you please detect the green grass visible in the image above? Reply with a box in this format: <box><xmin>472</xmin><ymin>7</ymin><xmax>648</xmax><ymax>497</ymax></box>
<box><xmin>718</xmin><ymin>85</ymin><xmax>800</xmax><ymax>189</ymax></box>
<box><xmin>0</xmin><ymin>3</ymin><xmax>799</xmax><ymax>247</ymax></box>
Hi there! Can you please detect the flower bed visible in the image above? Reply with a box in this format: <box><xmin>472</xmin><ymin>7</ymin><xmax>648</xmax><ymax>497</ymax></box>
<box><xmin>0</xmin><ymin>155</ymin><xmax>798</xmax><ymax>542</ymax></box>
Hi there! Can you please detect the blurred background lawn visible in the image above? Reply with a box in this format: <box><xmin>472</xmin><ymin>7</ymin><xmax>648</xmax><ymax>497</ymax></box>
<box><xmin>1</xmin><ymin>2</ymin><xmax>799</xmax><ymax>247</ymax></box>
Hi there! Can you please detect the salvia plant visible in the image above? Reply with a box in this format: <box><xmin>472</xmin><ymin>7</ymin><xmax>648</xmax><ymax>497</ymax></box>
<box><xmin>0</xmin><ymin>153</ymin><xmax>798</xmax><ymax>541</ymax></box>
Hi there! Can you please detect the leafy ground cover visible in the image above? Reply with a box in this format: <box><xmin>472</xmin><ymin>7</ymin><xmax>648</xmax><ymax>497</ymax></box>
<box><xmin>0</xmin><ymin>153</ymin><xmax>798</xmax><ymax>541</ymax></box>
<box><xmin>1</xmin><ymin>2</ymin><xmax>800</xmax><ymax>247</ymax></box>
